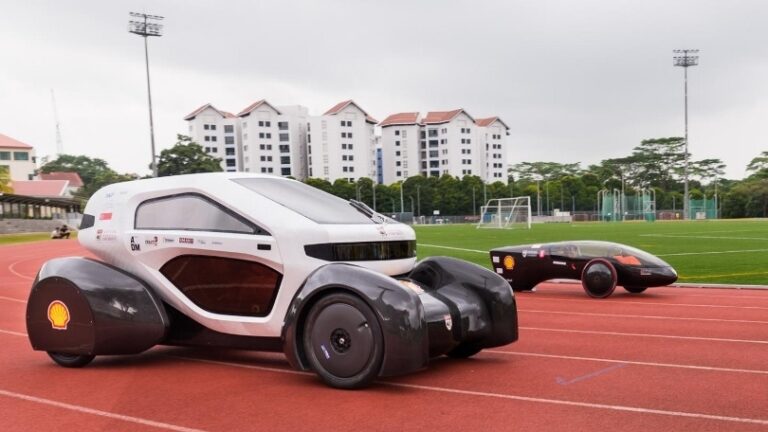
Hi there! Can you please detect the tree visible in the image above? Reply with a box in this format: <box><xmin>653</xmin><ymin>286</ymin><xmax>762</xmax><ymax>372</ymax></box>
<box><xmin>40</xmin><ymin>154</ymin><xmax>113</xmax><ymax>186</ymax></box>
<box><xmin>156</xmin><ymin>135</ymin><xmax>222</xmax><ymax>177</ymax></box>
<box><xmin>746</xmin><ymin>151</ymin><xmax>768</xmax><ymax>179</ymax></box>
<box><xmin>0</xmin><ymin>166</ymin><xmax>12</xmax><ymax>193</ymax></box>
<box><xmin>77</xmin><ymin>171</ymin><xmax>138</xmax><ymax>199</ymax></box>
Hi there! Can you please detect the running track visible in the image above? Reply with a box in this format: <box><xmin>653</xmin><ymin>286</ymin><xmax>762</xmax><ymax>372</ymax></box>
<box><xmin>0</xmin><ymin>240</ymin><xmax>766</xmax><ymax>431</ymax></box>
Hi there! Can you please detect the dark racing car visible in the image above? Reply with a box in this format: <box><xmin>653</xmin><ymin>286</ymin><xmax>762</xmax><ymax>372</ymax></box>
<box><xmin>490</xmin><ymin>241</ymin><xmax>677</xmax><ymax>298</ymax></box>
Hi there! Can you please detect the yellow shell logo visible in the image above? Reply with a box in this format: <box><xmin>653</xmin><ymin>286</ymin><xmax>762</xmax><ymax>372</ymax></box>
<box><xmin>503</xmin><ymin>255</ymin><xmax>515</xmax><ymax>270</ymax></box>
<box><xmin>47</xmin><ymin>300</ymin><xmax>70</xmax><ymax>330</ymax></box>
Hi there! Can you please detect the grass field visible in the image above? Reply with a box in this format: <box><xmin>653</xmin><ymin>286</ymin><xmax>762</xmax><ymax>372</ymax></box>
<box><xmin>415</xmin><ymin>219</ymin><xmax>768</xmax><ymax>285</ymax></box>
<box><xmin>0</xmin><ymin>232</ymin><xmax>57</xmax><ymax>246</ymax></box>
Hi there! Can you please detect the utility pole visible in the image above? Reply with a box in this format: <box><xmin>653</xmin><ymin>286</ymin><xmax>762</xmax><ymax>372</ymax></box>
<box><xmin>416</xmin><ymin>185</ymin><xmax>421</xmax><ymax>217</ymax></box>
<box><xmin>50</xmin><ymin>89</ymin><xmax>64</xmax><ymax>156</ymax></box>
<box><xmin>673</xmin><ymin>49</ymin><xmax>699</xmax><ymax>220</ymax></box>
<box><xmin>129</xmin><ymin>12</ymin><xmax>164</xmax><ymax>177</ymax></box>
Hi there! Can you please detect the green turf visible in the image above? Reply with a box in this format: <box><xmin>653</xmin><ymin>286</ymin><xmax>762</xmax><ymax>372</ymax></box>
<box><xmin>0</xmin><ymin>232</ymin><xmax>78</xmax><ymax>245</ymax></box>
<box><xmin>414</xmin><ymin>219</ymin><xmax>768</xmax><ymax>285</ymax></box>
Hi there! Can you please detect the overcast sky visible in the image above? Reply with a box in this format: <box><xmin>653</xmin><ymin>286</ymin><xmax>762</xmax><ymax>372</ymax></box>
<box><xmin>2</xmin><ymin>0</ymin><xmax>766</xmax><ymax>180</ymax></box>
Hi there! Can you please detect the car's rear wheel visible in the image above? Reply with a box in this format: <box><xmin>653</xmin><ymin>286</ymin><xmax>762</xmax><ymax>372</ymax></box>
<box><xmin>623</xmin><ymin>286</ymin><xmax>648</xmax><ymax>294</ymax></box>
<box><xmin>47</xmin><ymin>352</ymin><xmax>95</xmax><ymax>368</ymax></box>
<box><xmin>302</xmin><ymin>292</ymin><xmax>384</xmax><ymax>389</ymax></box>
<box><xmin>581</xmin><ymin>259</ymin><xmax>617</xmax><ymax>298</ymax></box>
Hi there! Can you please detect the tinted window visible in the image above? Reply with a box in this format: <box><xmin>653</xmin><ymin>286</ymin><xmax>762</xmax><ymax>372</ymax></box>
<box><xmin>161</xmin><ymin>255</ymin><xmax>281</xmax><ymax>316</ymax></box>
<box><xmin>233</xmin><ymin>178</ymin><xmax>378</xmax><ymax>224</ymax></box>
<box><xmin>135</xmin><ymin>193</ymin><xmax>267</xmax><ymax>234</ymax></box>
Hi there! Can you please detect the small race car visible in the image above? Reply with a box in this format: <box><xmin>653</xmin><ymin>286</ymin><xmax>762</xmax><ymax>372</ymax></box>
<box><xmin>490</xmin><ymin>241</ymin><xmax>677</xmax><ymax>298</ymax></box>
<box><xmin>26</xmin><ymin>173</ymin><xmax>518</xmax><ymax>388</ymax></box>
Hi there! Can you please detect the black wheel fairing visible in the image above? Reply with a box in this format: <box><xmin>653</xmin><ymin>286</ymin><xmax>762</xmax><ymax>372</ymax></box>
<box><xmin>282</xmin><ymin>263</ymin><xmax>429</xmax><ymax>378</ymax></box>
<box><xmin>26</xmin><ymin>257</ymin><xmax>169</xmax><ymax>356</ymax></box>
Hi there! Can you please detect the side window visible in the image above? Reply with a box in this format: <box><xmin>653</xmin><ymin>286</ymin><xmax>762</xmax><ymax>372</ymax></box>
<box><xmin>135</xmin><ymin>193</ymin><xmax>268</xmax><ymax>235</ymax></box>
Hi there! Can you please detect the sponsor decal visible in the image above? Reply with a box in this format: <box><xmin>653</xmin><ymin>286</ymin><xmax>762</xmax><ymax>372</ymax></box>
<box><xmin>162</xmin><ymin>237</ymin><xmax>175</xmax><ymax>244</ymax></box>
<box><xmin>522</xmin><ymin>250</ymin><xmax>538</xmax><ymax>258</ymax></box>
<box><xmin>178</xmin><ymin>237</ymin><xmax>194</xmax><ymax>244</ymax></box>
<box><xmin>104</xmin><ymin>192</ymin><xmax>115</xmax><ymax>199</ymax></box>
<box><xmin>144</xmin><ymin>236</ymin><xmax>159</xmax><ymax>247</ymax></box>
<box><xmin>496</xmin><ymin>268</ymin><xmax>504</xmax><ymax>274</ymax></box>
<box><xmin>538</xmin><ymin>250</ymin><xmax>547</xmax><ymax>259</ymax></box>
<box><xmin>130</xmin><ymin>236</ymin><xmax>141</xmax><ymax>251</ymax></box>
<box><xmin>211</xmin><ymin>240</ymin><xmax>224</xmax><ymax>246</ymax></box>
<box><xmin>553</xmin><ymin>260</ymin><xmax>566</xmax><ymax>266</ymax></box>
<box><xmin>47</xmin><ymin>300</ymin><xmax>70</xmax><ymax>330</ymax></box>
<box><xmin>96</xmin><ymin>229</ymin><xmax>117</xmax><ymax>241</ymax></box>
<box><xmin>531</xmin><ymin>244</ymin><xmax>542</xmax><ymax>249</ymax></box>
<box><xmin>377</xmin><ymin>225</ymin><xmax>388</xmax><ymax>238</ymax></box>
<box><xmin>443</xmin><ymin>314</ymin><xmax>453</xmax><ymax>331</ymax></box>
<box><xmin>492</xmin><ymin>255</ymin><xmax>500</xmax><ymax>264</ymax></box>
<box><xmin>503</xmin><ymin>255</ymin><xmax>515</xmax><ymax>270</ymax></box>
<box><xmin>98</xmin><ymin>212</ymin><xmax>112</xmax><ymax>221</ymax></box>
<box><xmin>196</xmin><ymin>239</ymin><xmax>207</xmax><ymax>245</ymax></box>
<box><xmin>640</xmin><ymin>269</ymin><xmax>652</xmax><ymax>276</ymax></box>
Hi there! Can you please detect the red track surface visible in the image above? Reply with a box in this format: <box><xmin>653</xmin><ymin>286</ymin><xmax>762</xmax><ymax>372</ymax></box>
<box><xmin>1</xmin><ymin>240</ymin><xmax>766</xmax><ymax>431</ymax></box>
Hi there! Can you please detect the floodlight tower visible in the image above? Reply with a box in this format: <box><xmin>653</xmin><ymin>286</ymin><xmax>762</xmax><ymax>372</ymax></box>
<box><xmin>129</xmin><ymin>12</ymin><xmax>164</xmax><ymax>177</ymax></box>
<box><xmin>673</xmin><ymin>49</ymin><xmax>699</xmax><ymax>220</ymax></box>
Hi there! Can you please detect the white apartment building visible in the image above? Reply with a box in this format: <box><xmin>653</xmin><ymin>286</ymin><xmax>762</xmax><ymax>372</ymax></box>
<box><xmin>378</xmin><ymin>113</ymin><xmax>421</xmax><ymax>185</ymax></box>
<box><xmin>0</xmin><ymin>133</ymin><xmax>37</xmax><ymax>181</ymax></box>
<box><xmin>307</xmin><ymin>100</ymin><xmax>377</xmax><ymax>183</ymax></box>
<box><xmin>184</xmin><ymin>104</ymin><xmax>240</xmax><ymax>172</ymax></box>
<box><xmin>476</xmin><ymin>117</ymin><xmax>510</xmax><ymax>182</ymax></box>
<box><xmin>378</xmin><ymin>110</ymin><xmax>510</xmax><ymax>184</ymax></box>
<box><xmin>238</xmin><ymin>101</ymin><xmax>308</xmax><ymax>179</ymax></box>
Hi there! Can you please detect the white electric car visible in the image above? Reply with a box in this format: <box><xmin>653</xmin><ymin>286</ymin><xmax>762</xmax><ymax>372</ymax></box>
<box><xmin>26</xmin><ymin>173</ymin><xmax>518</xmax><ymax>388</ymax></box>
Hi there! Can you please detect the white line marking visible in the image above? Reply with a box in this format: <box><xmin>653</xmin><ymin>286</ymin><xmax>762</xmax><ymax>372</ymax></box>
<box><xmin>519</xmin><ymin>309</ymin><xmax>768</xmax><ymax>324</ymax></box>
<box><xmin>0</xmin><ymin>295</ymin><xmax>26</xmax><ymax>304</ymax></box>
<box><xmin>172</xmin><ymin>355</ymin><xmax>768</xmax><ymax>426</ymax></box>
<box><xmin>0</xmin><ymin>329</ymin><xmax>26</xmax><ymax>337</ymax></box>
<box><xmin>485</xmin><ymin>350</ymin><xmax>768</xmax><ymax>375</ymax></box>
<box><xmin>657</xmin><ymin>248</ymin><xmax>768</xmax><ymax>257</ymax></box>
<box><xmin>8</xmin><ymin>259</ymin><xmax>34</xmax><ymax>281</ymax></box>
<box><xmin>522</xmin><ymin>296</ymin><xmax>768</xmax><ymax>310</ymax></box>
<box><xmin>521</xmin><ymin>327</ymin><xmax>768</xmax><ymax>344</ymax></box>
<box><xmin>419</xmin><ymin>243</ymin><xmax>486</xmax><ymax>253</ymax></box>
<box><xmin>0</xmin><ymin>389</ymin><xmax>209</xmax><ymax>432</ymax></box>
<box><xmin>641</xmin><ymin>234</ymin><xmax>768</xmax><ymax>241</ymax></box>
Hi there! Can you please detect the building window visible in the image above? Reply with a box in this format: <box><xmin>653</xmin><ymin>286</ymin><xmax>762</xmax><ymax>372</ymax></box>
<box><xmin>341</xmin><ymin>132</ymin><xmax>347</xmax><ymax>138</ymax></box>
<box><xmin>395</xmin><ymin>140</ymin><xmax>400</xmax><ymax>146</ymax></box>
<box><xmin>280</xmin><ymin>156</ymin><xmax>290</xmax><ymax>165</ymax></box>
<box><xmin>396</xmin><ymin>151</ymin><xmax>401</xmax><ymax>156</ymax></box>
<box><xmin>259</xmin><ymin>133</ymin><xmax>265</xmax><ymax>139</ymax></box>
<box><xmin>258</xmin><ymin>121</ymin><xmax>264</xmax><ymax>127</ymax></box>
<box><xmin>395</xmin><ymin>130</ymin><xmax>400</xmax><ymax>136</ymax></box>
<box><xmin>225</xmin><ymin>136</ymin><xmax>235</xmax><ymax>145</ymax></box>
<box><xmin>204</xmin><ymin>147</ymin><xmax>210</xmax><ymax>153</ymax></box>
<box><xmin>226</xmin><ymin>148</ymin><xmax>235</xmax><ymax>156</ymax></box>
<box><xmin>212</xmin><ymin>148</ymin><xmax>218</xmax><ymax>153</ymax></box>
<box><xmin>243</xmin><ymin>122</ymin><xmax>248</xmax><ymax>129</ymax></box>
<box><xmin>396</xmin><ymin>171</ymin><xmax>401</xmax><ymax>177</ymax></box>
<box><xmin>279</xmin><ymin>133</ymin><xmax>289</xmax><ymax>142</ymax></box>
<box><xmin>428</xmin><ymin>129</ymin><xmax>438</xmax><ymax>137</ymax></box>
<box><xmin>204</xmin><ymin>124</ymin><xmax>210</xmax><ymax>130</ymax></box>
<box><xmin>226</xmin><ymin>159</ymin><xmax>236</xmax><ymax>167</ymax></box>
<box><xmin>278</xmin><ymin>121</ymin><xmax>288</xmax><ymax>130</ymax></box>
<box><xmin>211</xmin><ymin>136</ymin><xmax>217</xmax><ymax>142</ymax></box>
<box><xmin>281</xmin><ymin>167</ymin><xmax>291</xmax><ymax>176</ymax></box>
<box><xmin>211</xmin><ymin>125</ymin><xmax>217</xmax><ymax>130</ymax></box>
<box><xmin>279</xmin><ymin>145</ymin><xmax>289</xmax><ymax>153</ymax></box>
<box><xmin>204</xmin><ymin>136</ymin><xmax>210</xmax><ymax>142</ymax></box>
<box><xmin>224</xmin><ymin>125</ymin><xmax>234</xmax><ymax>133</ymax></box>
<box><xmin>396</xmin><ymin>161</ymin><xmax>401</xmax><ymax>167</ymax></box>
<box><xmin>0</xmin><ymin>152</ymin><xmax>10</xmax><ymax>160</ymax></box>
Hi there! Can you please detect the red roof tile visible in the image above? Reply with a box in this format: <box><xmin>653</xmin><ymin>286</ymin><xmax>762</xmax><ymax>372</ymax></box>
<box><xmin>39</xmin><ymin>171</ymin><xmax>84</xmax><ymax>187</ymax></box>
<box><xmin>379</xmin><ymin>112</ymin><xmax>420</xmax><ymax>127</ymax></box>
<box><xmin>237</xmin><ymin>100</ymin><xmax>281</xmax><ymax>117</ymax></box>
<box><xmin>10</xmin><ymin>180</ymin><xmax>69</xmax><ymax>197</ymax></box>
<box><xmin>422</xmin><ymin>109</ymin><xmax>473</xmax><ymax>125</ymax></box>
<box><xmin>475</xmin><ymin>116</ymin><xmax>510</xmax><ymax>129</ymax></box>
<box><xmin>323</xmin><ymin>100</ymin><xmax>378</xmax><ymax>124</ymax></box>
<box><xmin>183</xmin><ymin>104</ymin><xmax>237</xmax><ymax>121</ymax></box>
<box><xmin>0</xmin><ymin>133</ymin><xmax>33</xmax><ymax>149</ymax></box>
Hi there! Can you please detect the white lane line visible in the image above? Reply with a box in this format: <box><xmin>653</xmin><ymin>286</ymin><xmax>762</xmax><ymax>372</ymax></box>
<box><xmin>522</xmin><ymin>296</ymin><xmax>768</xmax><ymax>310</ymax></box>
<box><xmin>419</xmin><ymin>243</ymin><xmax>486</xmax><ymax>253</ymax></box>
<box><xmin>174</xmin><ymin>355</ymin><xmax>768</xmax><ymax>426</ymax></box>
<box><xmin>0</xmin><ymin>389</ymin><xmax>208</xmax><ymax>432</ymax></box>
<box><xmin>519</xmin><ymin>309</ymin><xmax>768</xmax><ymax>324</ymax></box>
<box><xmin>658</xmin><ymin>248</ymin><xmax>768</xmax><ymax>257</ymax></box>
<box><xmin>0</xmin><ymin>329</ymin><xmax>26</xmax><ymax>337</ymax></box>
<box><xmin>521</xmin><ymin>327</ymin><xmax>768</xmax><ymax>344</ymax></box>
<box><xmin>641</xmin><ymin>234</ymin><xmax>768</xmax><ymax>241</ymax></box>
<box><xmin>8</xmin><ymin>259</ymin><xmax>35</xmax><ymax>281</ymax></box>
<box><xmin>0</xmin><ymin>295</ymin><xmax>26</xmax><ymax>304</ymax></box>
<box><xmin>485</xmin><ymin>351</ymin><xmax>768</xmax><ymax>375</ymax></box>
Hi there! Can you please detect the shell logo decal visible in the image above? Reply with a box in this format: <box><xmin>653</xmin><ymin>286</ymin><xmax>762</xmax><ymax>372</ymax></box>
<box><xmin>503</xmin><ymin>255</ymin><xmax>515</xmax><ymax>270</ymax></box>
<box><xmin>47</xmin><ymin>300</ymin><xmax>70</xmax><ymax>330</ymax></box>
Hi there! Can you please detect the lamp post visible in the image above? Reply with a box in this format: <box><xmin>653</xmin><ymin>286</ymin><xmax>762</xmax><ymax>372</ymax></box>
<box><xmin>416</xmin><ymin>185</ymin><xmax>421</xmax><ymax>217</ymax></box>
<box><xmin>129</xmin><ymin>12</ymin><xmax>164</xmax><ymax>177</ymax></box>
<box><xmin>372</xmin><ymin>183</ymin><xmax>377</xmax><ymax>211</ymax></box>
<box><xmin>673</xmin><ymin>49</ymin><xmax>699</xmax><ymax>220</ymax></box>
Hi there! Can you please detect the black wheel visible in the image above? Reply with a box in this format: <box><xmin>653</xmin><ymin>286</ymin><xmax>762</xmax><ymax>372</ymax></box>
<box><xmin>446</xmin><ymin>344</ymin><xmax>482</xmax><ymax>359</ymax></box>
<box><xmin>302</xmin><ymin>292</ymin><xmax>384</xmax><ymax>389</ymax></box>
<box><xmin>623</xmin><ymin>286</ymin><xmax>648</xmax><ymax>294</ymax></box>
<box><xmin>47</xmin><ymin>352</ymin><xmax>95</xmax><ymax>368</ymax></box>
<box><xmin>581</xmin><ymin>259</ymin><xmax>617</xmax><ymax>298</ymax></box>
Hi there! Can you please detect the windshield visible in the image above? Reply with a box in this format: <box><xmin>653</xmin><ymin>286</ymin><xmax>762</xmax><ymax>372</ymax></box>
<box><xmin>233</xmin><ymin>177</ymin><xmax>381</xmax><ymax>224</ymax></box>
<box><xmin>549</xmin><ymin>241</ymin><xmax>669</xmax><ymax>267</ymax></box>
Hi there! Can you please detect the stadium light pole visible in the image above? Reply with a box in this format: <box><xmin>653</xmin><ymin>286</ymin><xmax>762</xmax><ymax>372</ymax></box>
<box><xmin>673</xmin><ymin>49</ymin><xmax>699</xmax><ymax>220</ymax></box>
<box><xmin>129</xmin><ymin>12</ymin><xmax>164</xmax><ymax>177</ymax></box>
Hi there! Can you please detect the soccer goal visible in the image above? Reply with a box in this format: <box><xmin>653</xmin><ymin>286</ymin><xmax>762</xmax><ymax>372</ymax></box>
<box><xmin>477</xmin><ymin>197</ymin><xmax>532</xmax><ymax>229</ymax></box>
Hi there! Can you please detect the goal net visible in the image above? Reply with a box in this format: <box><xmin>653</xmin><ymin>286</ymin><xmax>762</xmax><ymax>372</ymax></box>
<box><xmin>477</xmin><ymin>197</ymin><xmax>532</xmax><ymax>229</ymax></box>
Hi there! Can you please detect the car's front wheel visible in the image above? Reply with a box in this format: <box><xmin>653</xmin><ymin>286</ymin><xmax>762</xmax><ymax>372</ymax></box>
<box><xmin>302</xmin><ymin>292</ymin><xmax>384</xmax><ymax>389</ymax></box>
<box><xmin>47</xmin><ymin>352</ymin><xmax>95</xmax><ymax>368</ymax></box>
<box><xmin>581</xmin><ymin>259</ymin><xmax>617</xmax><ymax>298</ymax></box>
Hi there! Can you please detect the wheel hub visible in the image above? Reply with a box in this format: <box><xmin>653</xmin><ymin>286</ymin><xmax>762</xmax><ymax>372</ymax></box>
<box><xmin>331</xmin><ymin>328</ymin><xmax>351</xmax><ymax>353</ymax></box>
